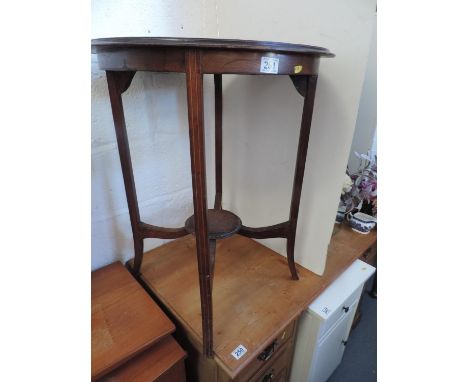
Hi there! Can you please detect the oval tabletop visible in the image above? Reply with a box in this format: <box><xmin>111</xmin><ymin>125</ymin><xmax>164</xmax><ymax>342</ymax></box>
<box><xmin>91</xmin><ymin>37</ymin><xmax>334</xmax><ymax>57</ymax></box>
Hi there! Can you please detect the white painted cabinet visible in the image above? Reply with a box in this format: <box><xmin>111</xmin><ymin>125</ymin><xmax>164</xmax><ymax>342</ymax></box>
<box><xmin>290</xmin><ymin>259</ymin><xmax>375</xmax><ymax>382</ymax></box>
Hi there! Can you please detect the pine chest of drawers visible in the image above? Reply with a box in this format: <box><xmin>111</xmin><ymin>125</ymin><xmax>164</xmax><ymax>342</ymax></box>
<box><xmin>130</xmin><ymin>232</ymin><xmax>369</xmax><ymax>381</ymax></box>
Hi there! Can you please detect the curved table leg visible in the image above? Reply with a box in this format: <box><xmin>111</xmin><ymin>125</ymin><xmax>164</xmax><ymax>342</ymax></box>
<box><xmin>106</xmin><ymin>71</ymin><xmax>145</xmax><ymax>274</ymax></box>
<box><xmin>236</xmin><ymin>76</ymin><xmax>319</xmax><ymax>281</ymax></box>
<box><xmin>106</xmin><ymin>70</ymin><xmax>189</xmax><ymax>275</ymax></box>
<box><xmin>287</xmin><ymin>75</ymin><xmax>319</xmax><ymax>280</ymax></box>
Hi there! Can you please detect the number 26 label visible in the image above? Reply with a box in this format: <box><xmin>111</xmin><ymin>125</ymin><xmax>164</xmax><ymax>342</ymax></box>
<box><xmin>231</xmin><ymin>344</ymin><xmax>248</xmax><ymax>360</ymax></box>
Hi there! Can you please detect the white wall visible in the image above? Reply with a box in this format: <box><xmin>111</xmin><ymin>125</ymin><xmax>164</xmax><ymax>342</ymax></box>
<box><xmin>347</xmin><ymin>22</ymin><xmax>377</xmax><ymax>173</ymax></box>
<box><xmin>91</xmin><ymin>0</ymin><xmax>219</xmax><ymax>270</ymax></box>
<box><xmin>91</xmin><ymin>0</ymin><xmax>376</xmax><ymax>274</ymax></box>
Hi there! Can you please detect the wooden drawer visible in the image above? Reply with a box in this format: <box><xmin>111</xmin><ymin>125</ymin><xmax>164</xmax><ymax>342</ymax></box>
<box><xmin>236</xmin><ymin>320</ymin><xmax>295</xmax><ymax>381</ymax></box>
<box><xmin>249</xmin><ymin>341</ymin><xmax>292</xmax><ymax>382</ymax></box>
<box><xmin>98</xmin><ymin>335</ymin><xmax>186</xmax><ymax>382</ymax></box>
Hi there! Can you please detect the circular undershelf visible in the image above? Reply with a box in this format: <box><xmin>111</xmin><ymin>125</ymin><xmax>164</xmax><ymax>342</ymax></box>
<box><xmin>185</xmin><ymin>209</ymin><xmax>242</xmax><ymax>240</ymax></box>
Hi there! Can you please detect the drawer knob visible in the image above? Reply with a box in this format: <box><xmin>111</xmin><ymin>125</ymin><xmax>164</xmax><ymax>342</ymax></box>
<box><xmin>341</xmin><ymin>340</ymin><xmax>348</xmax><ymax>346</ymax></box>
<box><xmin>342</xmin><ymin>306</ymin><xmax>350</xmax><ymax>313</ymax></box>
<box><xmin>257</xmin><ymin>340</ymin><xmax>278</xmax><ymax>362</ymax></box>
<box><xmin>262</xmin><ymin>372</ymin><xmax>275</xmax><ymax>382</ymax></box>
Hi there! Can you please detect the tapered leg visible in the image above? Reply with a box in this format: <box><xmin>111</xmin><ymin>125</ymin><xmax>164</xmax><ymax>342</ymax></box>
<box><xmin>214</xmin><ymin>74</ymin><xmax>223</xmax><ymax>210</ymax></box>
<box><xmin>132</xmin><ymin>238</ymin><xmax>144</xmax><ymax>273</ymax></box>
<box><xmin>106</xmin><ymin>71</ymin><xmax>144</xmax><ymax>275</ymax></box>
<box><xmin>185</xmin><ymin>49</ymin><xmax>213</xmax><ymax>357</ymax></box>
<box><xmin>287</xmin><ymin>75</ymin><xmax>319</xmax><ymax>280</ymax></box>
<box><xmin>106</xmin><ymin>70</ymin><xmax>189</xmax><ymax>274</ymax></box>
<box><xmin>209</xmin><ymin>239</ymin><xmax>216</xmax><ymax>290</ymax></box>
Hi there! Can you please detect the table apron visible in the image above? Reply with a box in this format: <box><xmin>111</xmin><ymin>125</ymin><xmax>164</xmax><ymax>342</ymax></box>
<box><xmin>96</xmin><ymin>47</ymin><xmax>320</xmax><ymax>75</ymax></box>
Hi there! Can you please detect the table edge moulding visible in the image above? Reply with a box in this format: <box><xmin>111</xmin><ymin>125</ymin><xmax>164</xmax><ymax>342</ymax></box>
<box><xmin>91</xmin><ymin>37</ymin><xmax>334</xmax><ymax>358</ymax></box>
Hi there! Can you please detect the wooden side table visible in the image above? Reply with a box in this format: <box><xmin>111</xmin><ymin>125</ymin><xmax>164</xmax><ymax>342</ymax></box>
<box><xmin>92</xmin><ymin>262</ymin><xmax>186</xmax><ymax>381</ymax></box>
<box><xmin>92</xmin><ymin>37</ymin><xmax>334</xmax><ymax>357</ymax></box>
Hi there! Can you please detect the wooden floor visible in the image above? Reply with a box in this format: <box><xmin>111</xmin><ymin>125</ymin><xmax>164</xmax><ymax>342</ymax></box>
<box><xmin>131</xmin><ymin>226</ymin><xmax>375</xmax><ymax>378</ymax></box>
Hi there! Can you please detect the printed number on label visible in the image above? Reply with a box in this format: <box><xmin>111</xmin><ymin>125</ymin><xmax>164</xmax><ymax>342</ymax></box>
<box><xmin>260</xmin><ymin>57</ymin><xmax>279</xmax><ymax>74</ymax></box>
<box><xmin>231</xmin><ymin>344</ymin><xmax>247</xmax><ymax>360</ymax></box>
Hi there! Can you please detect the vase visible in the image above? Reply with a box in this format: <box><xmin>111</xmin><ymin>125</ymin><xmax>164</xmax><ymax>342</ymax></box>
<box><xmin>335</xmin><ymin>205</ymin><xmax>347</xmax><ymax>224</ymax></box>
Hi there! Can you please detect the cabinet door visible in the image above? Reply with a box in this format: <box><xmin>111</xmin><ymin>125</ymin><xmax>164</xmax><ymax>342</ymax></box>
<box><xmin>309</xmin><ymin>303</ymin><xmax>355</xmax><ymax>382</ymax></box>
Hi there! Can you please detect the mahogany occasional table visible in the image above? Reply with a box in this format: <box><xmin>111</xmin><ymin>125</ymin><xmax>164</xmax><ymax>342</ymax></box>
<box><xmin>91</xmin><ymin>37</ymin><xmax>334</xmax><ymax>358</ymax></box>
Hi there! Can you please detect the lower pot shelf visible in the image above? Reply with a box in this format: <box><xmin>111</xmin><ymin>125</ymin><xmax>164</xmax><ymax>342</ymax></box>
<box><xmin>184</xmin><ymin>209</ymin><xmax>242</xmax><ymax>240</ymax></box>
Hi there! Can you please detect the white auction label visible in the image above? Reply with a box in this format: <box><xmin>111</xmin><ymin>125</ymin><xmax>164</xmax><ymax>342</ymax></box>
<box><xmin>260</xmin><ymin>57</ymin><xmax>279</xmax><ymax>74</ymax></box>
<box><xmin>231</xmin><ymin>344</ymin><xmax>248</xmax><ymax>360</ymax></box>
